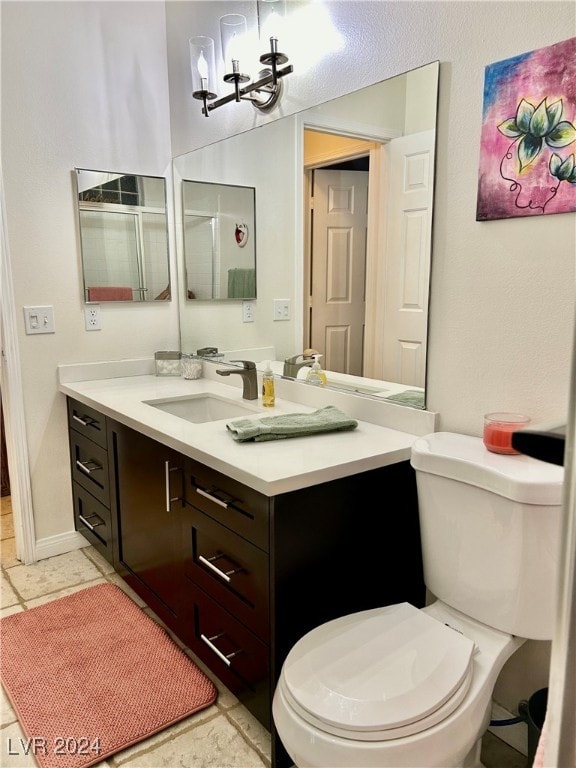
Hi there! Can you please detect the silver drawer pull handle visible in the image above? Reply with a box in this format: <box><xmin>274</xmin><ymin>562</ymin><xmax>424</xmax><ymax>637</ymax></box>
<box><xmin>73</xmin><ymin>413</ymin><xmax>98</xmax><ymax>429</ymax></box>
<box><xmin>200</xmin><ymin>633</ymin><xmax>240</xmax><ymax>666</ymax></box>
<box><xmin>78</xmin><ymin>513</ymin><xmax>103</xmax><ymax>531</ymax></box>
<box><xmin>196</xmin><ymin>487</ymin><xmax>229</xmax><ymax>508</ymax></box>
<box><xmin>165</xmin><ymin>461</ymin><xmax>171</xmax><ymax>512</ymax></box>
<box><xmin>76</xmin><ymin>459</ymin><xmax>101</xmax><ymax>475</ymax></box>
<box><xmin>198</xmin><ymin>554</ymin><xmax>242</xmax><ymax>582</ymax></box>
<box><xmin>165</xmin><ymin>461</ymin><xmax>181</xmax><ymax>512</ymax></box>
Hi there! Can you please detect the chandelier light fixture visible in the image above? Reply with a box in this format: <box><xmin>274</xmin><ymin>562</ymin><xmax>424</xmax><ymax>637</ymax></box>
<box><xmin>190</xmin><ymin>0</ymin><xmax>293</xmax><ymax>117</ymax></box>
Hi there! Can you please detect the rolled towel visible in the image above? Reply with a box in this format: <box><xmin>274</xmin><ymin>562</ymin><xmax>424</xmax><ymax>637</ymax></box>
<box><xmin>226</xmin><ymin>405</ymin><xmax>358</xmax><ymax>442</ymax></box>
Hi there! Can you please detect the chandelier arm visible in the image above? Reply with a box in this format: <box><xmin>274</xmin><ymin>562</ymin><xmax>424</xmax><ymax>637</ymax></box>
<box><xmin>206</xmin><ymin>64</ymin><xmax>293</xmax><ymax>114</ymax></box>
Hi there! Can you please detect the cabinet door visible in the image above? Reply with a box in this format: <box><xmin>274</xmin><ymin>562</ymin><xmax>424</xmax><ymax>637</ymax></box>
<box><xmin>112</xmin><ymin>422</ymin><xmax>184</xmax><ymax>615</ymax></box>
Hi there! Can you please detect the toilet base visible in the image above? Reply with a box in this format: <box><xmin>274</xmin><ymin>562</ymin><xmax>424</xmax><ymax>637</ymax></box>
<box><xmin>462</xmin><ymin>739</ymin><xmax>483</xmax><ymax>768</ymax></box>
<box><xmin>273</xmin><ymin>678</ymin><xmax>491</xmax><ymax>768</ymax></box>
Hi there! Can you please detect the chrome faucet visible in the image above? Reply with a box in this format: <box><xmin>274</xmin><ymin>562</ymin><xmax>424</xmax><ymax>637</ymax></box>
<box><xmin>283</xmin><ymin>353</ymin><xmax>314</xmax><ymax>378</ymax></box>
<box><xmin>216</xmin><ymin>360</ymin><xmax>258</xmax><ymax>400</ymax></box>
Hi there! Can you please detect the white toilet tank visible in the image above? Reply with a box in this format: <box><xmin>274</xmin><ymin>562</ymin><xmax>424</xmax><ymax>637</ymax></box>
<box><xmin>410</xmin><ymin>432</ymin><xmax>564</xmax><ymax>640</ymax></box>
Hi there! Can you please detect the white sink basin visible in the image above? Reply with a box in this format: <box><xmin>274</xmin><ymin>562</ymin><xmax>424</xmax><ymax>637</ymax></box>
<box><xmin>144</xmin><ymin>394</ymin><xmax>261</xmax><ymax>423</ymax></box>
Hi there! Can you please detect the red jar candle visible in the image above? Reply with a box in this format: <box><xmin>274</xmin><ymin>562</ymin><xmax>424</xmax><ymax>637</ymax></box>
<box><xmin>483</xmin><ymin>413</ymin><xmax>531</xmax><ymax>454</ymax></box>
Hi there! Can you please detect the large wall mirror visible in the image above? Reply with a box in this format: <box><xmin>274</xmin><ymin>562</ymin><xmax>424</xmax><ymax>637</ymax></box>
<box><xmin>183</xmin><ymin>180</ymin><xmax>256</xmax><ymax>300</ymax></box>
<box><xmin>174</xmin><ymin>61</ymin><xmax>439</xmax><ymax>409</ymax></box>
<box><xmin>75</xmin><ymin>169</ymin><xmax>171</xmax><ymax>302</ymax></box>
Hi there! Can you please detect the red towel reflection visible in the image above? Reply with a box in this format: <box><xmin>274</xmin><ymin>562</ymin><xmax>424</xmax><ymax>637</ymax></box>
<box><xmin>87</xmin><ymin>286</ymin><xmax>133</xmax><ymax>301</ymax></box>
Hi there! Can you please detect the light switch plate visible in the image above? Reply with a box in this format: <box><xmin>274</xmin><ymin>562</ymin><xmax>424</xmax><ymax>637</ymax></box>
<box><xmin>273</xmin><ymin>299</ymin><xmax>291</xmax><ymax>321</ymax></box>
<box><xmin>23</xmin><ymin>305</ymin><xmax>55</xmax><ymax>335</ymax></box>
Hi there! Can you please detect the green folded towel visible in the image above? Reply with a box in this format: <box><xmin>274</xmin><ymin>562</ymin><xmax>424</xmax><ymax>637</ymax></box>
<box><xmin>385</xmin><ymin>389</ymin><xmax>425</xmax><ymax>408</ymax></box>
<box><xmin>226</xmin><ymin>405</ymin><xmax>358</xmax><ymax>442</ymax></box>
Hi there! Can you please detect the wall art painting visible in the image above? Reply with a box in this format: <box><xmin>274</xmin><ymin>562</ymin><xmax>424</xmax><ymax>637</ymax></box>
<box><xmin>476</xmin><ymin>37</ymin><xmax>576</xmax><ymax>221</ymax></box>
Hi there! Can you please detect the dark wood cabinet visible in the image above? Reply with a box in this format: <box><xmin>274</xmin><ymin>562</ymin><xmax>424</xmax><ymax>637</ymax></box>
<box><xmin>110</xmin><ymin>420</ymin><xmax>185</xmax><ymax>632</ymax></box>
<box><xmin>67</xmin><ymin>398</ymin><xmax>115</xmax><ymax>563</ymax></box>
<box><xmin>67</xmin><ymin>398</ymin><xmax>425</xmax><ymax>768</ymax></box>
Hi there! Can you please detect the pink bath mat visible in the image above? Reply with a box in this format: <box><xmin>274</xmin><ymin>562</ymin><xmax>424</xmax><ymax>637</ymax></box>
<box><xmin>0</xmin><ymin>583</ymin><xmax>217</xmax><ymax>768</ymax></box>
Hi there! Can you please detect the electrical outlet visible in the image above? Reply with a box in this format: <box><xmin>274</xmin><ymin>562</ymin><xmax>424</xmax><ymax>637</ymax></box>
<box><xmin>84</xmin><ymin>305</ymin><xmax>101</xmax><ymax>331</ymax></box>
<box><xmin>242</xmin><ymin>301</ymin><xmax>255</xmax><ymax>323</ymax></box>
<box><xmin>273</xmin><ymin>299</ymin><xmax>291</xmax><ymax>321</ymax></box>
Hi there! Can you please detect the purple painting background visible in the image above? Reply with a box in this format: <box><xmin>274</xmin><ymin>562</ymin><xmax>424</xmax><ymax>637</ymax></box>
<box><xmin>476</xmin><ymin>37</ymin><xmax>576</xmax><ymax>221</ymax></box>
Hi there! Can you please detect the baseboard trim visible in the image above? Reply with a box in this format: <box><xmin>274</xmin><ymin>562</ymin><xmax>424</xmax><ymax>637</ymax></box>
<box><xmin>34</xmin><ymin>530</ymin><xmax>89</xmax><ymax>561</ymax></box>
<box><xmin>489</xmin><ymin>702</ymin><xmax>528</xmax><ymax>756</ymax></box>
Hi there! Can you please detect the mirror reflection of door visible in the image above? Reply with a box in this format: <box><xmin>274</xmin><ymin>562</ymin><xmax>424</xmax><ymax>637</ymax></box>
<box><xmin>309</xmin><ymin>167</ymin><xmax>369</xmax><ymax>376</ymax></box>
<box><xmin>304</xmin><ymin>130</ymin><xmax>374</xmax><ymax>377</ymax></box>
<box><xmin>381</xmin><ymin>130</ymin><xmax>435</xmax><ymax>387</ymax></box>
<box><xmin>304</xmin><ymin>128</ymin><xmax>434</xmax><ymax>387</ymax></box>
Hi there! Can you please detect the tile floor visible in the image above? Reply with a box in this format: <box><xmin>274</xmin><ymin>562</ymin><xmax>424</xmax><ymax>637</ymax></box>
<box><xmin>1</xmin><ymin>495</ymin><xmax>528</xmax><ymax>768</ymax></box>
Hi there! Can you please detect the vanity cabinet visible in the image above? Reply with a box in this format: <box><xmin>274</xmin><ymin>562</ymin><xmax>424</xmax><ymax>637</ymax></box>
<box><xmin>67</xmin><ymin>398</ymin><xmax>115</xmax><ymax>563</ymax></box>
<box><xmin>66</xmin><ymin>398</ymin><xmax>425</xmax><ymax>768</ymax></box>
<box><xmin>110</xmin><ymin>421</ymin><xmax>186</xmax><ymax>632</ymax></box>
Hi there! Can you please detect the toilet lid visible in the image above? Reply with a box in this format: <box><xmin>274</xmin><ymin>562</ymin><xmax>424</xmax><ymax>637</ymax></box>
<box><xmin>281</xmin><ymin>602</ymin><xmax>476</xmax><ymax>738</ymax></box>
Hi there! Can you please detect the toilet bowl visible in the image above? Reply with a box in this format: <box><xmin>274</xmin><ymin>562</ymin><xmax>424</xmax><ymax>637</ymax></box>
<box><xmin>273</xmin><ymin>432</ymin><xmax>564</xmax><ymax>768</ymax></box>
<box><xmin>273</xmin><ymin>601</ymin><xmax>524</xmax><ymax>768</ymax></box>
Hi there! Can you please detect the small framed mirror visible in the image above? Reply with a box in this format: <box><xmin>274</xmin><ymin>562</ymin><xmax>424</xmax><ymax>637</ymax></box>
<box><xmin>75</xmin><ymin>169</ymin><xmax>171</xmax><ymax>302</ymax></box>
<box><xmin>182</xmin><ymin>179</ymin><xmax>256</xmax><ymax>300</ymax></box>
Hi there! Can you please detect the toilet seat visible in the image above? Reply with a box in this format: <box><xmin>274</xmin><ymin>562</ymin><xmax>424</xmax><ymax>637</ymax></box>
<box><xmin>279</xmin><ymin>602</ymin><xmax>476</xmax><ymax>741</ymax></box>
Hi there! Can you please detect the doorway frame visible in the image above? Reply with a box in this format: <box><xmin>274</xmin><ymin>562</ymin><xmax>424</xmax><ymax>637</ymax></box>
<box><xmin>1</xmin><ymin>173</ymin><xmax>36</xmax><ymax>565</ymax></box>
<box><xmin>300</xmin><ymin>119</ymin><xmax>399</xmax><ymax>378</ymax></box>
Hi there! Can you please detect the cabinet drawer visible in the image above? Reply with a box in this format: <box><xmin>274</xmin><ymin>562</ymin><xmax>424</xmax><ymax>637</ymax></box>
<box><xmin>185</xmin><ymin>458</ymin><xmax>269</xmax><ymax>551</ymax></box>
<box><xmin>73</xmin><ymin>482</ymin><xmax>112</xmax><ymax>560</ymax></box>
<box><xmin>67</xmin><ymin>398</ymin><xmax>108</xmax><ymax>448</ymax></box>
<box><xmin>69</xmin><ymin>431</ymin><xmax>110</xmax><ymax>507</ymax></box>
<box><xmin>183</xmin><ymin>506</ymin><xmax>269</xmax><ymax>641</ymax></box>
<box><xmin>181</xmin><ymin>585</ymin><xmax>269</xmax><ymax>705</ymax></box>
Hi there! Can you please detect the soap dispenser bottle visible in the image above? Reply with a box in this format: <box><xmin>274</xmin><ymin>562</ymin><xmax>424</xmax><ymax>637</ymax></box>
<box><xmin>262</xmin><ymin>361</ymin><xmax>276</xmax><ymax>407</ymax></box>
<box><xmin>306</xmin><ymin>355</ymin><xmax>327</xmax><ymax>387</ymax></box>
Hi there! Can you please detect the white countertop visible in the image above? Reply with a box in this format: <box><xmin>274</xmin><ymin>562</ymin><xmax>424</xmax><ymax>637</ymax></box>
<box><xmin>58</xmin><ymin>364</ymin><xmax>433</xmax><ymax>496</ymax></box>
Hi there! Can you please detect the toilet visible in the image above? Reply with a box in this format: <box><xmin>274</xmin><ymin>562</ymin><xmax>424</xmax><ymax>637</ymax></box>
<box><xmin>272</xmin><ymin>432</ymin><xmax>564</xmax><ymax>768</ymax></box>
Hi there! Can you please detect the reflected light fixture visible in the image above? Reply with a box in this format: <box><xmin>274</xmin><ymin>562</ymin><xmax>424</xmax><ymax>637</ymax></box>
<box><xmin>190</xmin><ymin>1</ymin><xmax>293</xmax><ymax>117</ymax></box>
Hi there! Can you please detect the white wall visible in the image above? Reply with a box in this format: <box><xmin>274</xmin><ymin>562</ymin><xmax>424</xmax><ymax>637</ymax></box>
<box><xmin>1</xmin><ymin>1</ymin><xmax>178</xmax><ymax>546</ymax></box>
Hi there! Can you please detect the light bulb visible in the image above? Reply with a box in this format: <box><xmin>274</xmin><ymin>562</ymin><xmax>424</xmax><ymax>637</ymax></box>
<box><xmin>197</xmin><ymin>51</ymin><xmax>208</xmax><ymax>82</ymax></box>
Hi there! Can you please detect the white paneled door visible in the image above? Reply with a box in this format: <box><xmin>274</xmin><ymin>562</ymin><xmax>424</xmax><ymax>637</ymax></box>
<box><xmin>310</xmin><ymin>169</ymin><xmax>369</xmax><ymax>375</ymax></box>
<box><xmin>380</xmin><ymin>130</ymin><xmax>435</xmax><ymax>387</ymax></box>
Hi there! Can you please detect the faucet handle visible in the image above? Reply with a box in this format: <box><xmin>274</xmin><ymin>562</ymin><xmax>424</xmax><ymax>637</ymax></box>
<box><xmin>230</xmin><ymin>359</ymin><xmax>256</xmax><ymax>370</ymax></box>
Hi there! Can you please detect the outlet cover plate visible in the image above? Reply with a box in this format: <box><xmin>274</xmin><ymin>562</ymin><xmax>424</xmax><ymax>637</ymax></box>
<box><xmin>84</xmin><ymin>305</ymin><xmax>102</xmax><ymax>331</ymax></box>
<box><xmin>242</xmin><ymin>301</ymin><xmax>255</xmax><ymax>323</ymax></box>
